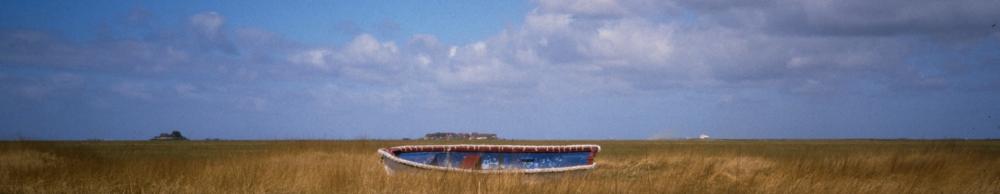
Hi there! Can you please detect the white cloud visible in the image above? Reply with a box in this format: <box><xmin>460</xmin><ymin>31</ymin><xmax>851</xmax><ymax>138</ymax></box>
<box><xmin>189</xmin><ymin>12</ymin><xmax>225</xmax><ymax>39</ymax></box>
<box><xmin>337</xmin><ymin>34</ymin><xmax>399</xmax><ymax>64</ymax></box>
<box><xmin>524</xmin><ymin>12</ymin><xmax>573</xmax><ymax>34</ymax></box>
<box><xmin>289</xmin><ymin>49</ymin><xmax>333</xmax><ymax>69</ymax></box>
<box><xmin>188</xmin><ymin>11</ymin><xmax>237</xmax><ymax>54</ymax></box>
<box><xmin>189</xmin><ymin>11</ymin><xmax>226</xmax><ymax>36</ymax></box>
<box><xmin>415</xmin><ymin>54</ymin><xmax>432</xmax><ymax>66</ymax></box>
<box><xmin>286</xmin><ymin>34</ymin><xmax>410</xmax><ymax>84</ymax></box>
<box><xmin>513</xmin><ymin>48</ymin><xmax>543</xmax><ymax>65</ymax></box>
<box><xmin>470</xmin><ymin>41</ymin><xmax>488</xmax><ymax>55</ymax></box>
<box><xmin>579</xmin><ymin>19</ymin><xmax>674</xmax><ymax>65</ymax></box>
<box><xmin>436</xmin><ymin>60</ymin><xmax>507</xmax><ymax>86</ymax></box>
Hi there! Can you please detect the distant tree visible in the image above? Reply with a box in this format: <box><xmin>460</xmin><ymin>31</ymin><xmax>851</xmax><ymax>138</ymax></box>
<box><xmin>170</xmin><ymin>130</ymin><xmax>188</xmax><ymax>140</ymax></box>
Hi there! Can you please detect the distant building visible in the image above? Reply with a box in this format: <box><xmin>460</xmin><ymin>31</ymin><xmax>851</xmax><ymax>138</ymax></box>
<box><xmin>424</xmin><ymin>132</ymin><xmax>498</xmax><ymax>140</ymax></box>
<box><xmin>151</xmin><ymin>130</ymin><xmax>188</xmax><ymax>141</ymax></box>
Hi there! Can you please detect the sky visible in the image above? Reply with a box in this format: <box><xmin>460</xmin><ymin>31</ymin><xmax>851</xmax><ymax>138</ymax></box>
<box><xmin>2</xmin><ymin>0</ymin><xmax>1000</xmax><ymax>140</ymax></box>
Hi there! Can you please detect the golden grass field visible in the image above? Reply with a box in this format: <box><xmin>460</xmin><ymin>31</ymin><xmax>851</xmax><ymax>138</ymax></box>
<box><xmin>1</xmin><ymin>140</ymin><xmax>998</xmax><ymax>193</ymax></box>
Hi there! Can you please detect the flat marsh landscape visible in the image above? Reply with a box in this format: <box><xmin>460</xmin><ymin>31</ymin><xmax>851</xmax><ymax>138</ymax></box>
<box><xmin>2</xmin><ymin>140</ymin><xmax>998</xmax><ymax>193</ymax></box>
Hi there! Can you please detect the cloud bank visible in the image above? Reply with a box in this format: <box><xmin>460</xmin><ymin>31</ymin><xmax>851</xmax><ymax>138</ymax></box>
<box><xmin>2</xmin><ymin>0</ymin><xmax>1000</xmax><ymax>139</ymax></box>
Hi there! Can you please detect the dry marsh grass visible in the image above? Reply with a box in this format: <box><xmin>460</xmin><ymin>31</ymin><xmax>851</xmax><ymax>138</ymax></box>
<box><xmin>1</xmin><ymin>140</ymin><xmax>998</xmax><ymax>193</ymax></box>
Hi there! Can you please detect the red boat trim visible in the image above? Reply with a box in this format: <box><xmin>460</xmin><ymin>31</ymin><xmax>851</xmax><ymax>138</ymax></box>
<box><xmin>587</xmin><ymin>151</ymin><xmax>596</xmax><ymax>165</ymax></box>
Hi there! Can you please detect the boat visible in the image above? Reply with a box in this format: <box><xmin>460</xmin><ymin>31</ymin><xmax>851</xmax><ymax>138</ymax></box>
<box><xmin>377</xmin><ymin>144</ymin><xmax>601</xmax><ymax>174</ymax></box>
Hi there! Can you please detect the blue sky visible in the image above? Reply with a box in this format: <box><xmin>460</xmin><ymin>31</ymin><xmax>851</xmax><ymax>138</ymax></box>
<box><xmin>2</xmin><ymin>0</ymin><xmax>1000</xmax><ymax>140</ymax></box>
<box><xmin>0</xmin><ymin>0</ymin><xmax>529</xmax><ymax>44</ymax></box>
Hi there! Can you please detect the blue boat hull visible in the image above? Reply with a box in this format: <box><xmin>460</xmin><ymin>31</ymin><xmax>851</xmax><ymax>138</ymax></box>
<box><xmin>378</xmin><ymin>144</ymin><xmax>600</xmax><ymax>174</ymax></box>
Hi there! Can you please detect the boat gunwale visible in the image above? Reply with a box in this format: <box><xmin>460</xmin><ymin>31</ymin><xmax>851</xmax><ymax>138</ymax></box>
<box><xmin>384</xmin><ymin>144</ymin><xmax>601</xmax><ymax>153</ymax></box>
